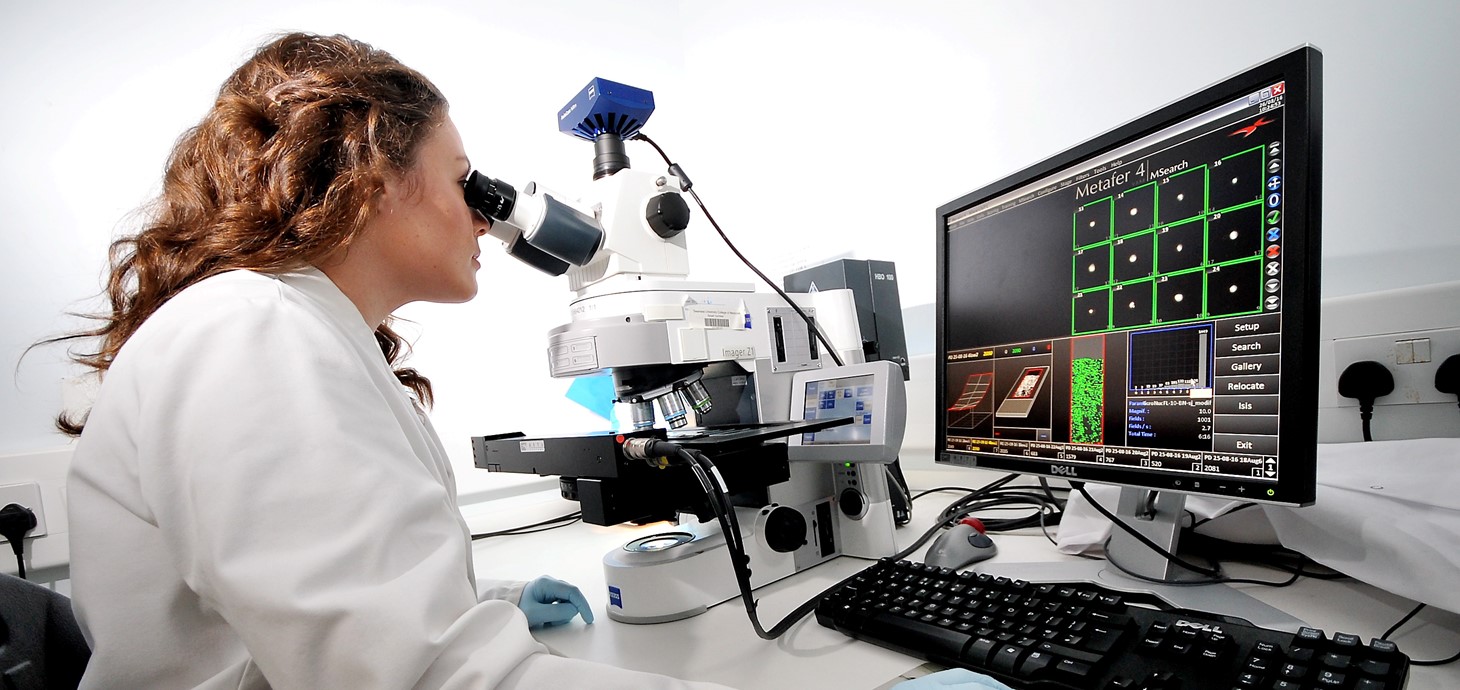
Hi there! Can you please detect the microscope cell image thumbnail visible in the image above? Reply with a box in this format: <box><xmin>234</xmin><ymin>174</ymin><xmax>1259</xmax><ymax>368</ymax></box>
<box><xmin>1113</xmin><ymin>183</ymin><xmax>1156</xmax><ymax>237</ymax></box>
<box><xmin>1073</xmin><ymin>288</ymin><xmax>1111</xmax><ymax>334</ymax></box>
<box><xmin>1209</xmin><ymin>147</ymin><xmax>1264</xmax><ymax>212</ymax></box>
<box><xmin>1206</xmin><ymin>258</ymin><xmax>1262</xmax><ymax>317</ymax></box>
<box><xmin>1073</xmin><ymin>244</ymin><xmax>1112</xmax><ymax>292</ymax></box>
<box><xmin>1155</xmin><ymin>271</ymin><xmax>1204</xmax><ymax>323</ymax></box>
<box><xmin>1158</xmin><ymin>168</ymin><xmax>1207</xmax><ymax>225</ymax></box>
<box><xmin>1075</xmin><ymin>198</ymin><xmax>1113</xmax><ymax>248</ymax></box>
<box><xmin>1156</xmin><ymin>218</ymin><xmax>1205</xmax><ymax>274</ymax></box>
<box><xmin>1111</xmin><ymin>280</ymin><xmax>1153</xmax><ymax>329</ymax></box>
<box><xmin>1112</xmin><ymin>232</ymin><xmax>1155</xmax><ymax>284</ymax></box>
<box><xmin>1207</xmin><ymin>204</ymin><xmax>1263</xmax><ymax>264</ymax></box>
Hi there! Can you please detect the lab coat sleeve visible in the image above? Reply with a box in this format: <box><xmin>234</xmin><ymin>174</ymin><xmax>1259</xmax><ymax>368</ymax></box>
<box><xmin>476</xmin><ymin>577</ymin><xmax>526</xmax><ymax>605</ymax></box>
<box><xmin>128</xmin><ymin>292</ymin><xmax>729</xmax><ymax>689</ymax></box>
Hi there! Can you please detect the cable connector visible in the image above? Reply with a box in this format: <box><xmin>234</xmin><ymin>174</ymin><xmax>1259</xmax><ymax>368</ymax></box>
<box><xmin>621</xmin><ymin>437</ymin><xmax>676</xmax><ymax>463</ymax></box>
<box><xmin>1338</xmin><ymin>360</ymin><xmax>1394</xmax><ymax>442</ymax></box>
<box><xmin>1</xmin><ymin>502</ymin><xmax>38</xmax><ymax>579</ymax></box>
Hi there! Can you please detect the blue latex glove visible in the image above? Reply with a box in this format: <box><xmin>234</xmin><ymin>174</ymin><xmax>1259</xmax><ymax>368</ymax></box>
<box><xmin>518</xmin><ymin>576</ymin><xmax>595</xmax><ymax>628</ymax></box>
<box><xmin>892</xmin><ymin>668</ymin><xmax>1013</xmax><ymax>689</ymax></box>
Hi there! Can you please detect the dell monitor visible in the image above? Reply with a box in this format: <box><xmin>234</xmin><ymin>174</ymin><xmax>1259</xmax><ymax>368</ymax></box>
<box><xmin>935</xmin><ymin>46</ymin><xmax>1321</xmax><ymax>621</ymax></box>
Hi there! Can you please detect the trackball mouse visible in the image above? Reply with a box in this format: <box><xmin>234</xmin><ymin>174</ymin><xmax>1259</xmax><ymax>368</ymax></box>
<box><xmin>925</xmin><ymin>518</ymin><xmax>997</xmax><ymax>570</ymax></box>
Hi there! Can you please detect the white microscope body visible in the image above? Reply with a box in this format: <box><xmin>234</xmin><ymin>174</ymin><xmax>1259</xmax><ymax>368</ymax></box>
<box><xmin>468</xmin><ymin>78</ymin><xmax>904</xmax><ymax>623</ymax></box>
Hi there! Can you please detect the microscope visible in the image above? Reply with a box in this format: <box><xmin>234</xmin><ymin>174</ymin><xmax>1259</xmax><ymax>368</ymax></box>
<box><xmin>469</xmin><ymin>78</ymin><xmax>906</xmax><ymax>624</ymax></box>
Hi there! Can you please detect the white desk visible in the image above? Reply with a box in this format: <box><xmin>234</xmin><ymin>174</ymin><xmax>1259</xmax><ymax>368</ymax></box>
<box><xmin>463</xmin><ymin>469</ymin><xmax>1460</xmax><ymax>689</ymax></box>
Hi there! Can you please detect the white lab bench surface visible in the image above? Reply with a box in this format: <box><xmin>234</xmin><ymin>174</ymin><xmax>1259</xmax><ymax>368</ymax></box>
<box><xmin>460</xmin><ymin>468</ymin><xmax>1460</xmax><ymax>689</ymax></box>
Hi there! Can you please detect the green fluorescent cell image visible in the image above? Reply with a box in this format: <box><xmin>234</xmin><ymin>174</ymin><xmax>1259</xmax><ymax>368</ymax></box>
<box><xmin>1071</xmin><ymin>357</ymin><xmax>1104</xmax><ymax>444</ymax></box>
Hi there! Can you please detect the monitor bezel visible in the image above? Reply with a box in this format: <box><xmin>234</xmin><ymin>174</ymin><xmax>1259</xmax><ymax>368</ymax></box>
<box><xmin>935</xmin><ymin>46</ymin><xmax>1322</xmax><ymax>506</ymax></box>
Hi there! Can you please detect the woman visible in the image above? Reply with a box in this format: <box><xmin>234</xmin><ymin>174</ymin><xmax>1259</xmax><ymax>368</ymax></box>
<box><xmin>59</xmin><ymin>31</ymin><xmax>734</xmax><ymax>689</ymax></box>
<box><xmin>59</xmin><ymin>31</ymin><xmax>1009</xmax><ymax>690</ymax></box>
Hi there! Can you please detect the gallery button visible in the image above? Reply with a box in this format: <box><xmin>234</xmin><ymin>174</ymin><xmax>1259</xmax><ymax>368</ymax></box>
<box><xmin>1215</xmin><ymin>395</ymin><xmax>1279</xmax><ymax>415</ymax></box>
<box><xmin>1213</xmin><ymin>433</ymin><xmax>1278</xmax><ymax>456</ymax></box>
<box><xmin>1217</xmin><ymin>374</ymin><xmax>1280</xmax><ymax>396</ymax></box>
<box><xmin>1216</xmin><ymin>353</ymin><xmax>1280</xmax><ymax>377</ymax></box>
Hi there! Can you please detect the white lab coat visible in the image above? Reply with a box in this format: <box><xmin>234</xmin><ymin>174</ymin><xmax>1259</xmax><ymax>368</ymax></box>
<box><xmin>68</xmin><ymin>267</ymin><xmax>732</xmax><ymax>690</ymax></box>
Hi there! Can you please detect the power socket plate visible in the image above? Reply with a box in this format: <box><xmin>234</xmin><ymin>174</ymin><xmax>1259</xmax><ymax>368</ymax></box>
<box><xmin>1332</xmin><ymin>327</ymin><xmax>1460</xmax><ymax>407</ymax></box>
<box><xmin>0</xmin><ymin>481</ymin><xmax>49</xmax><ymax>542</ymax></box>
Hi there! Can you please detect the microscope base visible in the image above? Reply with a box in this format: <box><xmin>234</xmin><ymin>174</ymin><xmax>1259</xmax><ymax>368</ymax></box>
<box><xmin>602</xmin><ymin>492</ymin><xmax>898</xmax><ymax>624</ymax></box>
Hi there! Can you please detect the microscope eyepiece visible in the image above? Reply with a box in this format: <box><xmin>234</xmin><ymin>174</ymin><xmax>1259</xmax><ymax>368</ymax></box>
<box><xmin>462</xmin><ymin>171</ymin><xmax>517</xmax><ymax>221</ymax></box>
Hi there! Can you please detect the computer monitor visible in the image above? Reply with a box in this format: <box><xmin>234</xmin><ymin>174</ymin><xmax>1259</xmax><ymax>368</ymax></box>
<box><xmin>935</xmin><ymin>47</ymin><xmax>1321</xmax><ymax>620</ymax></box>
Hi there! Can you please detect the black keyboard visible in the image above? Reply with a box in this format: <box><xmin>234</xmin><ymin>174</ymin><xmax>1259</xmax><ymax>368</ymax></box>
<box><xmin>816</xmin><ymin>559</ymin><xmax>1410</xmax><ymax>689</ymax></box>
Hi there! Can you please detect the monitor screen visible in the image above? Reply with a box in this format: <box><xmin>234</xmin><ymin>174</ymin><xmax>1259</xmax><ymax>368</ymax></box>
<box><xmin>936</xmin><ymin>47</ymin><xmax>1321</xmax><ymax>506</ymax></box>
<box><xmin>788</xmin><ymin>360</ymin><xmax>906</xmax><ymax>463</ymax></box>
<box><xmin>799</xmin><ymin>373</ymin><xmax>877</xmax><ymax>445</ymax></box>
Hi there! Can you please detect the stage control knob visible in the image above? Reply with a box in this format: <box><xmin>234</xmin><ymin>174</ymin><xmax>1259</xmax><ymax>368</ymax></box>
<box><xmin>763</xmin><ymin>506</ymin><xmax>807</xmax><ymax>553</ymax></box>
<box><xmin>839</xmin><ymin>488</ymin><xmax>867</xmax><ymax>520</ymax></box>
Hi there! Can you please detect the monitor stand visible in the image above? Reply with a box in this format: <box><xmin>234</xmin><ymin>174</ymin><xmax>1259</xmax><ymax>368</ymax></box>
<box><xmin>976</xmin><ymin>486</ymin><xmax>1306</xmax><ymax>632</ymax></box>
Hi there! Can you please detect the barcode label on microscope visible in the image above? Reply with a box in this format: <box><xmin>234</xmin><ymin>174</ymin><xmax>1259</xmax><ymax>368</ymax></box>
<box><xmin>704</xmin><ymin>317</ymin><xmax>730</xmax><ymax>328</ymax></box>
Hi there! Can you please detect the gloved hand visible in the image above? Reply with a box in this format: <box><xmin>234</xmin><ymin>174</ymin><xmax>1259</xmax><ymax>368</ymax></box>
<box><xmin>518</xmin><ymin>575</ymin><xmax>595</xmax><ymax>628</ymax></box>
<box><xmin>892</xmin><ymin>668</ymin><xmax>1013</xmax><ymax>689</ymax></box>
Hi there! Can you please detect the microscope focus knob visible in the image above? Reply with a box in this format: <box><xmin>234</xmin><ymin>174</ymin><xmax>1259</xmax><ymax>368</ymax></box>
<box><xmin>645</xmin><ymin>192</ymin><xmax>691</xmax><ymax>238</ymax></box>
<box><xmin>763</xmin><ymin>506</ymin><xmax>807</xmax><ymax>553</ymax></box>
<box><xmin>839</xmin><ymin>488</ymin><xmax>867</xmax><ymax>520</ymax></box>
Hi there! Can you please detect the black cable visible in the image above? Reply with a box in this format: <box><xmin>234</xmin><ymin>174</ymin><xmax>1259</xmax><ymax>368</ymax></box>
<box><xmin>1075</xmin><ymin>485</ymin><xmax>1345</xmax><ymax>587</ymax></box>
<box><xmin>1072</xmin><ymin>483</ymin><xmax>1223</xmax><ymax>578</ymax></box>
<box><xmin>618</xmin><ymin>437</ymin><xmax>835</xmax><ymax>640</ymax></box>
<box><xmin>1178</xmin><ymin>532</ymin><xmax>1347</xmax><ymax>581</ymax></box>
<box><xmin>936</xmin><ymin>473</ymin><xmax>1066</xmax><ymax>533</ymax></box>
<box><xmin>631</xmin><ymin>133</ymin><xmax>845</xmax><ymax>368</ymax></box>
<box><xmin>1413</xmin><ymin>650</ymin><xmax>1460</xmax><ymax>667</ymax></box>
<box><xmin>1188</xmin><ymin>502</ymin><xmax>1258</xmax><ymax>531</ymax></box>
<box><xmin>1383</xmin><ymin>603</ymin><xmax>1425</xmax><ymax>641</ymax></box>
<box><xmin>680</xmin><ymin>446</ymin><xmax>825</xmax><ymax>639</ymax></box>
<box><xmin>1380</xmin><ymin>602</ymin><xmax>1460</xmax><ymax>667</ymax></box>
<box><xmin>893</xmin><ymin>474</ymin><xmax>1069</xmax><ymax>560</ymax></box>
<box><xmin>471</xmin><ymin>512</ymin><xmax>582</xmax><ymax>541</ymax></box>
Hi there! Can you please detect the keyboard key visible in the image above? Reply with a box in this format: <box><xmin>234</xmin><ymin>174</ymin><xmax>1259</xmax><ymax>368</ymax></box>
<box><xmin>965</xmin><ymin>637</ymin><xmax>997</xmax><ymax>665</ymax></box>
<box><xmin>1052</xmin><ymin>658</ymin><xmax>1094</xmax><ymax>679</ymax></box>
<box><xmin>1016</xmin><ymin>649</ymin><xmax>1055</xmax><ymax>678</ymax></box>
<box><xmin>989</xmin><ymin>644</ymin><xmax>1028</xmax><ymax>673</ymax></box>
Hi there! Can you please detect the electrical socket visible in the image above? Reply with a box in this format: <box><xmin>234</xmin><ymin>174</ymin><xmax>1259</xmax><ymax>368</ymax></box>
<box><xmin>1332</xmin><ymin>327</ymin><xmax>1460</xmax><ymax>407</ymax></box>
<box><xmin>0</xmin><ymin>481</ymin><xmax>49</xmax><ymax>542</ymax></box>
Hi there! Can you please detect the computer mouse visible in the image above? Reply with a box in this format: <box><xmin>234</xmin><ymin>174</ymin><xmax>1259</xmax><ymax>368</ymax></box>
<box><xmin>925</xmin><ymin>518</ymin><xmax>997</xmax><ymax>570</ymax></box>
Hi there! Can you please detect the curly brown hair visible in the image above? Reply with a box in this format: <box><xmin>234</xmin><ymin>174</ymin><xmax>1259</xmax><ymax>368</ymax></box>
<box><xmin>52</xmin><ymin>32</ymin><xmax>446</xmax><ymax>434</ymax></box>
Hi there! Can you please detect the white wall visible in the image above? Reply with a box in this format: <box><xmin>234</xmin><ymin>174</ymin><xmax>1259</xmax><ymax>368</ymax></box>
<box><xmin>5</xmin><ymin>1</ymin><xmax>1459</xmax><ymax>499</ymax></box>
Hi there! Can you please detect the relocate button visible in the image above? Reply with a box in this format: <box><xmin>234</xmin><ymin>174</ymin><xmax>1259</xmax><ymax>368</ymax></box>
<box><xmin>1213</xmin><ymin>433</ymin><xmax>1278</xmax><ymax>455</ymax></box>
<box><xmin>1218</xmin><ymin>374</ymin><xmax>1279</xmax><ymax>396</ymax></box>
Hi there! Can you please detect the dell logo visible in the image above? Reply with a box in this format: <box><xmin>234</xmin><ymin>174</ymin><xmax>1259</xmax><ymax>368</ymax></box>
<box><xmin>1050</xmin><ymin>465</ymin><xmax>1079</xmax><ymax>477</ymax></box>
<box><xmin>1175</xmin><ymin>619</ymin><xmax>1224</xmax><ymax>634</ymax></box>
